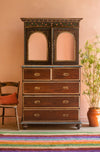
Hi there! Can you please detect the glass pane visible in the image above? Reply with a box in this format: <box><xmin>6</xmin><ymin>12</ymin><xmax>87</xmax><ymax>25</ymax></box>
<box><xmin>28</xmin><ymin>32</ymin><xmax>48</xmax><ymax>61</ymax></box>
<box><xmin>56</xmin><ymin>32</ymin><xmax>75</xmax><ymax>61</ymax></box>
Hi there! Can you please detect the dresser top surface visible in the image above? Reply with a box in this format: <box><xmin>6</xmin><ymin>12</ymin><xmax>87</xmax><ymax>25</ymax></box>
<box><xmin>22</xmin><ymin>65</ymin><xmax>82</xmax><ymax>68</ymax></box>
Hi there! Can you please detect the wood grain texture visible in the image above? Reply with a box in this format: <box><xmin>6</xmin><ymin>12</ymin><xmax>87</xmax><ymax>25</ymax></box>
<box><xmin>23</xmin><ymin>82</ymin><xmax>79</xmax><ymax>94</ymax></box>
<box><xmin>52</xmin><ymin>68</ymin><xmax>79</xmax><ymax>79</ymax></box>
<box><xmin>24</xmin><ymin>68</ymin><xmax>50</xmax><ymax>80</ymax></box>
<box><xmin>24</xmin><ymin>109</ymin><xmax>78</xmax><ymax>121</ymax></box>
<box><xmin>24</xmin><ymin>96</ymin><xmax>79</xmax><ymax>107</ymax></box>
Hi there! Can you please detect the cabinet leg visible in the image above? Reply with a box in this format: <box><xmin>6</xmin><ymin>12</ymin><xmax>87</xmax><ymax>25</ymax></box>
<box><xmin>22</xmin><ymin>124</ymin><xmax>28</xmax><ymax>129</ymax></box>
<box><xmin>76</xmin><ymin>124</ymin><xmax>81</xmax><ymax>129</ymax></box>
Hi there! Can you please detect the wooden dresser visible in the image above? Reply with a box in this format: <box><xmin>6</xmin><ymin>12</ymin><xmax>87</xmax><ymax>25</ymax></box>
<box><xmin>22</xmin><ymin>65</ymin><xmax>81</xmax><ymax>129</ymax></box>
<box><xmin>21</xmin><ymin>18</ymin><xmax>82</xmax><ymax>129</ymax></box>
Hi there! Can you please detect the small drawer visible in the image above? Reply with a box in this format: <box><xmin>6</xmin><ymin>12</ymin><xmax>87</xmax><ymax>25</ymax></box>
<box><xmin>24</xmin><ymin>109</ymin><xmax>79</xmax><ymax>121</ymax></box>
<box><xmin>52</xmin><ymin>68</ymin><xmax>79</xmax><ymax>80</ymax></box>
<box><xmin>23</xmin><ymin>82</ymin><xmax>79</xmax><ymax>94</ymax></box>
<box><xmin>24</xmin><ymin>96</ymin><xmax>79</xmax><ymax>107</ymax></box>
<box><xmin>23</xmin><ymin>68</ymin><xmax>50</xmax><ymax>80</ymax></box>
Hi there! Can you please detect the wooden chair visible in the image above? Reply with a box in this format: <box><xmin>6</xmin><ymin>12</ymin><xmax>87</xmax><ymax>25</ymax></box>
<box><xmin>0</xmin><ymin>82</ymin><xmax>20</xmax><ymax>130</ymax></box>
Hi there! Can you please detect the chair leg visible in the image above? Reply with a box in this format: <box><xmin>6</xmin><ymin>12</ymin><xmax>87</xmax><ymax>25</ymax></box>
<box><xmin>2</xmin><ymin>107</ymin><xmax>5</xmax><ymax>125</ymax></box>
<box><xmin>15</xmin><ymin>107</ymin><xmax>20</xmax><ymax>130</ymax></box>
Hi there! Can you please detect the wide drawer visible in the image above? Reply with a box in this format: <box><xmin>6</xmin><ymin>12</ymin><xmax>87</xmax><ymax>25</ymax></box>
<box><xmin>52</xmin><ymin>68</ymin><xmax>79</xmax><ymax>80</ymax></box>
<box><xmin>23</xmin><ymin>68</ymin><xmax>50</xmax><ymax>80</ymax></box>
<box><xmin>24</xmin><ymin>109</ymin><xmax>78</xmax><ymax>121</ymax></box>
<box><xmin>23</xmin><ymin>82</ymin><xmax>79</xmax><ymax>94</ymax></box>
<box><xmin>24</xmin><ymin>96</ymin><xmax>79</xmax><ymax>107</ymax></box>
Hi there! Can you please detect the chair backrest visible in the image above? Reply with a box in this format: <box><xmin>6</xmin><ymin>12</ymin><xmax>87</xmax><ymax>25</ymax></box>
<box><xmin>0</xmin><ymin>82</ymin><xmax>20</xmax><ymax>99</ymax></box>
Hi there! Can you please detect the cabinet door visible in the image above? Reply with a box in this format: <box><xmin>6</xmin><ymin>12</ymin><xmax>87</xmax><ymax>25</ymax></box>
<box><xmin>25</xmin><ymin>27</ymin><xmax>51</xmax><ymax>65</ymax></box>
<box><xmin>53</xmin><ymin>28</ymin><xmax>79</xmax><ymax>65</ymax></box>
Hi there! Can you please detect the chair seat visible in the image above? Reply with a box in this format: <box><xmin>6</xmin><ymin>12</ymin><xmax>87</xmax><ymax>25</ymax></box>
<box><xmin>0</xmin><ymin>105</ymin><xmax>17</xmax><ymax>108</ymax></box>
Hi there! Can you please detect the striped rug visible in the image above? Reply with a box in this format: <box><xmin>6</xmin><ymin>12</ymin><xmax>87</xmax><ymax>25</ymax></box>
<box><xmin>0</xmin><ymin>131</ymin><xmax>100</xmax><ymax>151</ymax></box>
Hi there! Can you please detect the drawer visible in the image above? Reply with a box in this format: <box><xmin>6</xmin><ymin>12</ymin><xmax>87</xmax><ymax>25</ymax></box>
<box><xmin>52</xmin><ymin>68</ymin><xmax>79</xmax><ymax>80</ymax></box>
<box><xmin>24</xmin><ymin>96</ymin><xmax>79</xmax><ymax>107</ymax></box>
<box><xmin>23</xmin><ymin>68</ymin><xmax>50</xmax><ymax>80</ymax></box>
<box><xmin>23</xmin><ymin>82</ymin><xmax>79</xmax><ymax>94</ymax></box>
<box><xmin>24</xmin><ymin>109</ymin><xmax>78</xmax><ymax>121</ymax></box>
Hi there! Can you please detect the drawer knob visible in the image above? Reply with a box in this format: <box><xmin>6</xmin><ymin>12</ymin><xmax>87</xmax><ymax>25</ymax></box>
<box><xmin>34</xmin><ymin>86</ymin><xmax>40</xmax><ymax>90</ymax></box>
<box><xmin>63</xmin><ymin>73</ymin><xmax>69</xmax><ymax>77</ymax></box>
<box><xmin>34</xmin><ymin>73</ymin><xmax>40</xmax><ymax>77</ymax></box>
<box><xmin>62</xmin><ymin>100</ymin><xmax>69</xmax><ymax>104</ymax></box>
<box><xmin>34</xmin><ymin>100</ymin><xmax>40</xmax><ymax>104</ymax></box>
<box><xmin>63</xmin><ymin>114</ymin><xmax>69</xmax><ymax>117</ymax></box>
<box><xmin>34</xmin><ymin>113</ymin><xmax>40</xmax><ymax>118</ymax></box>
<box><xmin>63</xmin><ymin>86</ymin><xmax>69</xmax><ymax>90</ymax></box>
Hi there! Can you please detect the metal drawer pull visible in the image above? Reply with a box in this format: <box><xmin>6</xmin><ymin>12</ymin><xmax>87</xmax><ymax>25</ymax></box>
<box><xmin>34</xmin><ymin>113</ymin><xmax>40</xmax><ymax>118</ymax></box>
<box><xmin>34</xmin><ymin>73</ymin><xmax>40</xmax><ymax>77</ymax></box>
<box><xmin>34</xmin><ymin>86</ymin><xmax>40</xmax><ymax>90</ymax></box>
<box><xmin>34</xmin><ymin>100</ymin><xmax>40</xmax><ymax>104</ymax></box>
<box><xmin>63</xmin><ymin>86</ymin><xmax>69</xmax><ymax>90</ymax></box>
<box><xmin>63</xmin><ymin>114</ymin><xmax>69</xmax><ymax>117</ymax></box>
<box><xmin>62</xmin><ymin>100</ymin><xmax>69</xmax><ymax>104</ymax></box>
<box><xmin>63</xmin><ymin>73</ymin><xmax>69</xmax><ymax>76</ymax></box>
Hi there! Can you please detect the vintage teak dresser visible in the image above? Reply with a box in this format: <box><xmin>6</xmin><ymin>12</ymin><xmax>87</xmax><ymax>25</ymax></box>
<box><xmin>21</xmin><ymin>18</ymin><xmax>82</xmax><ymax>129</ymax></box>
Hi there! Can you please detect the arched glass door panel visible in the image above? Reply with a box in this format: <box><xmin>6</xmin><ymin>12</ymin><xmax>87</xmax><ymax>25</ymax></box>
<box><xmin>56</xmin><ymin>32</ymin><xmax>76</xmax><ymax>61</ymax></box>
<box><xmin>28</xmin><ymin>32</ymin><xmax>48</xmax><ymax>61</ymax></box>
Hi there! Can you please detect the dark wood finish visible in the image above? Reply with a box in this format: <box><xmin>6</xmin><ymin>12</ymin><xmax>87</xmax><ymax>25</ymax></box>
<box><xmin>21</xmin><ymin>18</ymin><xmax>82</xmax><ymax>28</ymax></box>
<box><xmin>52</xmin><ymin>68</ymin><xmax>79</xmax><ymax>80</ymax></box>
<box><xmin>23</xmin><ymin>68</ymin><xmax>50</xmax><ymax>80</ymax></box>
<box><xmin>22</xmin><ymin>66</ymin><xmax>81</xmax><ymax>128</ymax></box>
<box><xmin>25</xmin><ymin>27</ymin><xmax>51</xmax><ymax>65</ymax></box>
<box><xmin>21</xmin><ymin>66</ymin><xmax>81</xmax><ymax>128</ymax></box>
<box><xmin>2</xmin><ymin>108</ymin><xmax>5</xmax><ymax>125</ymax></box>
<box><xmin>53</xmin><ymin>27</ymin><xmax>79</xmax><ymax>65</ymax></box>
<box><xmin>24</xmin><ymin>109</ymin><xmax>78</xmax><ymax>121</ymax></box>
<box><xmin>21</xmin><ymin>18</ymin><xmax>82</xmax><ymax>129</ymax></box>
<box><xmin>21</xmin><ymin>18</ymin><xmax>82</xmax><ymax>65</ymax></box>
<box><xmin>23</xmin><ymin>82</ymin><xmax>79</xmax><ymax>94</ymax></box>
<box><xmin>24</xmin><ymin>96</ymin><xmax>79</xmax><ymax>107</ymax></box>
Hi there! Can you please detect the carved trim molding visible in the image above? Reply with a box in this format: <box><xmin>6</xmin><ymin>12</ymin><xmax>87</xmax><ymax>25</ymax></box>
<box><xmin>21</xmin><ymin>18</ymin><xmax>82</xmax><ymax>28</ymax></box>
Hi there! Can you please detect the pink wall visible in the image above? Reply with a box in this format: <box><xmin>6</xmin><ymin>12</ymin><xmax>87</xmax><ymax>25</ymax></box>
<box><xmin>0</xmin><ymin>0</ymin><xmax>100</xmax><ymax>123</ymax></box>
